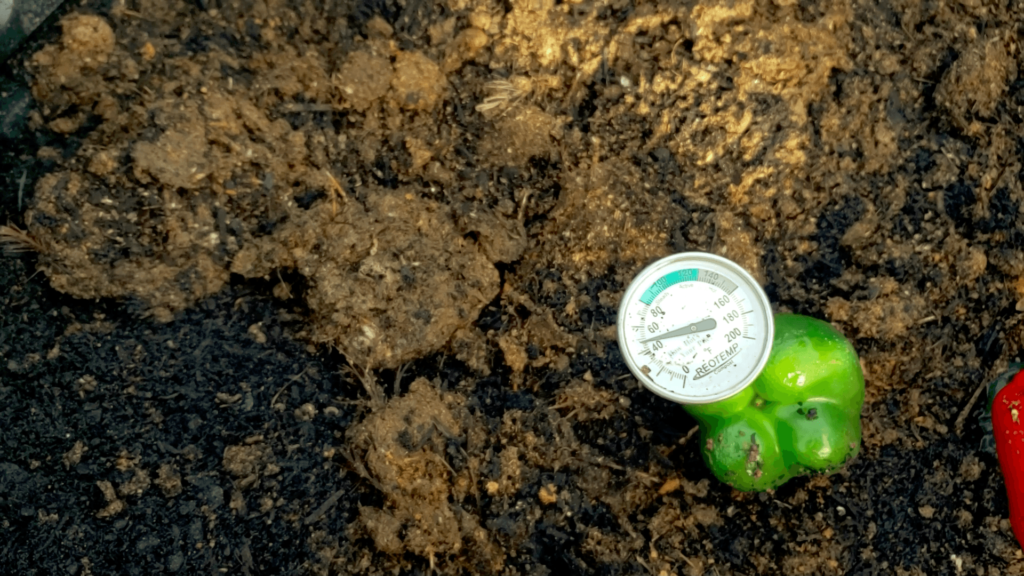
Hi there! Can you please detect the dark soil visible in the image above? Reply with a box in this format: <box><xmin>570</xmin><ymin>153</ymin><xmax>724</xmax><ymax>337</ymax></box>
<box><xmin>3</xmin><ymin>0</ymin><xmax>1024</xmax><ymax>575</ymax></box>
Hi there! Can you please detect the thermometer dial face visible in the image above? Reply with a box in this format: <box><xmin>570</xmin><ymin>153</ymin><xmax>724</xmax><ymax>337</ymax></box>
<box><xmin>616</xmin><ymin>253</ymin><xmax>774</xmax><ymax>404</ymax></box>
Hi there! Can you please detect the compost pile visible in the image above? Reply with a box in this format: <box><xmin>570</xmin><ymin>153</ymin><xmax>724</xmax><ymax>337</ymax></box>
<box><xmin>3</xmin><ymin>0</ymin><xmax>1024</xmax><ymax>574</ymax></box>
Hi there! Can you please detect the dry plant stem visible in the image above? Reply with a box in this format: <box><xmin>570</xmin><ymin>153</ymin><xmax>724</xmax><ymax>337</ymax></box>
<box><xmin>678</xmin><ymin>425</ymin><xmax>700</xmax><ymax>446</ymax></box>
<box><xmin>303</xmin><ymin>486</ymin><xmax>348</xmax><ymax>525</ymax></box>
<box><xmin>324</xmin><ymin>170</ymin><xmax>348</xmax><ymax>216</ymax></box>
<box><xmin>0</xmin><ymin>223</ymin><xmax>44</xmax><ymax>255</ymax></box>
<box><xmin>269</xmin><ymin>368</ymin><xmax>309</xmax><ymax>409</ymax></box>
<box><xmin>350</xmin><ymin>365</ymin><xmax>385</xmax><ymax>408</ymax></box>
<box><xmin>475</xmin><ymin>80</ymin><xmax>523</xmax><ymax>115</ymax></box>
<box><xmin>393</xmin><ymin>362</ymin><xmax>409</xmax><ymax>396</ymax></box>
<box><xmin>17</xmin><ymin>171</ymin><xmax>26</xmax><ymax>211</ymax></box>
<box><xmin>517</xmin><ymin>190</ymin><xmax>532</xmax><ymax>223</ymax></box>
<box><xmin>956</xmin><ymin>376</ymin><xmax>991</xmax><ymax>435</ymax></box>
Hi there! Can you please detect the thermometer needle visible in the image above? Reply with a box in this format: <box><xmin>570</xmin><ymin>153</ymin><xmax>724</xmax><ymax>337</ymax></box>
<box><xmin>640</xmin><ymin>318</ymin><xmax>717</xmax><ymax>343</ymax></box>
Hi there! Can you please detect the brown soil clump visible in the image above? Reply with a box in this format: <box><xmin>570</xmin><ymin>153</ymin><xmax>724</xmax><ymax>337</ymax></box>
<box><xmin>346</xmin><ymin>378</ymin><xmax>504</xmax><ymax>572</ymax></box>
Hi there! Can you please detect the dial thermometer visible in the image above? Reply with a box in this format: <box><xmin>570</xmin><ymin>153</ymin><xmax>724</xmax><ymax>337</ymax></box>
<box><xmin>617</xmin><ymin>253</ymin><xmax>774</xmax><ymax>404</ymax></box>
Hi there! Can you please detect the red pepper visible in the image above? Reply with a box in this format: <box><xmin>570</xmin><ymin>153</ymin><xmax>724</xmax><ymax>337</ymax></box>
<box><xmin>993</xmin><ymin>369</ymin><xmax>1024</xmax><ymax>549</ymax></box>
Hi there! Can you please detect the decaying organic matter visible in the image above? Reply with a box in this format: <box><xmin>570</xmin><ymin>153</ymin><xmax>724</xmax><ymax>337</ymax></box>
<box><xmin>4</xmin><ymin>0</ymin><xmax>1024</xmax><ymax>574</ymax></box>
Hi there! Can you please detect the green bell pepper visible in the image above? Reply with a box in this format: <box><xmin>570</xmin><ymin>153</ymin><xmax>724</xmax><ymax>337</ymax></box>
<box><xmin>683</xmin><ymin>314</ymin><xmax>865</xmax><ymax>491</ymax></box>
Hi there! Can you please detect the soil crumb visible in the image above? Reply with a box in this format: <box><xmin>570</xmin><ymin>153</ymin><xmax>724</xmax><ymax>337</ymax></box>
<box><xmin>346</xmin><ymin>378</ymin><xmax>504</xmax><ymax>572</ymax></box>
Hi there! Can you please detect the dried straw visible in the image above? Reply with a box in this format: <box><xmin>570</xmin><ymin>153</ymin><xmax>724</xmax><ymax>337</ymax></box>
<box><xmin>0</xmin><ymin>223</ymin><xmax>44</xmax><ymax>255</ymax></box>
